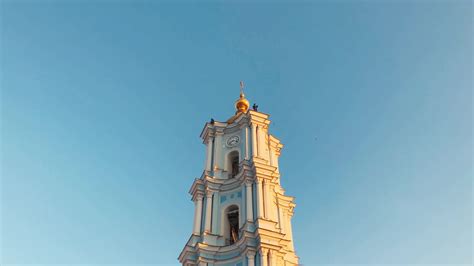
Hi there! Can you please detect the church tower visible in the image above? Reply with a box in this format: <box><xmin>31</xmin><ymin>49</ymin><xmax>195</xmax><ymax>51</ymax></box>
<box><xmin>179</xmin><ymin>84</ymin><xmax>299</xmax><ymax>266</ymax></box>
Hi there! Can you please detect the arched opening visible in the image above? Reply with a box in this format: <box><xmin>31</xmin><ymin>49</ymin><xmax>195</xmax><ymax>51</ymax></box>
<box><xmin>224</xmin><ymin>205</ymin><xmax>239</xmax><ymax>245</ymax></box>
<box><xmin>228</xmin><ymin>151</ymin><xmax>239</xmax><ymax>178</ymax></box>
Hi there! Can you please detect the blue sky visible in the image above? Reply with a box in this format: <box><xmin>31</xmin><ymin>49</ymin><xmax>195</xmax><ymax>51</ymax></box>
<box><xmin>0</xmin><ymin>1</ymin><xmax>472</xmax><ymax>265</ymax></box>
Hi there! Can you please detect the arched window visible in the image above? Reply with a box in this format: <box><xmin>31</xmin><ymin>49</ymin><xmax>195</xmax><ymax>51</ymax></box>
<box><xmin>224</xmin><ymin>205</ymin><xmax>239</xmax><ymax>245</ymax></box>
<box><xmin>228</xmin><ymin>151</ymin><xmax>239</xmax><ymax>178</ymax></box>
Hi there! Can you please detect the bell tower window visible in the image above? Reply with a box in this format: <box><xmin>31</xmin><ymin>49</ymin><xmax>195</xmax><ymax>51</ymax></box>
<box><xmin>224</xmin><ymin>205</ymin><xmax>239</xmax><ymax>245</ymax></box>
<box><xmin>228</xmin><ymin>151</ymin><xmax>240</xmax><ymax>178</ymax></box>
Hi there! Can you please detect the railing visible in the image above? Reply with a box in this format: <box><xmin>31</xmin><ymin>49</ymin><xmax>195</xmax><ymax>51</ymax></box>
<box><xmin>224</xmin><ymin>228</ymin><xmax>243</xmax><ymax>246</ymax></box>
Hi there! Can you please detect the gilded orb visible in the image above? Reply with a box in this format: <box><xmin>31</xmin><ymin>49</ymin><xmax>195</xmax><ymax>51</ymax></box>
<box><xmin>235</xmin><ymin>92</ymin><xmax>249</xmax><ymax>113</ymax></box>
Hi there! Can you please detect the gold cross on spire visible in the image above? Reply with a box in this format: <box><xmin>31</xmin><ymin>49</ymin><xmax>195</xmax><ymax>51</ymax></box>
<box><xmin>239</xmin><ymin>81</ymin><xmax>244</xmax><ymax>96</ymax></box>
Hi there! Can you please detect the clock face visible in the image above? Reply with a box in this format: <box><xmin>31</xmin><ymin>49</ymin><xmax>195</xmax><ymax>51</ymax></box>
<box><xmin>226</xmin><ymin>135</ymin><xmax>240</xmax><ymax>147</ymax></box>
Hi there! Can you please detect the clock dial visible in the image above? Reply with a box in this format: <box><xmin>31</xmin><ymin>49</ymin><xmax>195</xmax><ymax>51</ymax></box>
<box><xmin>226</xmin><ymin>135</ymin><xmax>240</xmax><ymax>147</ymax></box>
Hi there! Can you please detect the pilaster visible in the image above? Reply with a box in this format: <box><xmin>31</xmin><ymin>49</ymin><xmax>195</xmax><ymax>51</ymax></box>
<box><xmin>251</xmin><ymin>123</ymin><xmax>258</xmax><ymax>157</ymax></box>
<box><xmin>260</xmin><ymin>248</ymin><xmax>269</xmax><ymax>266</ymax></box>
<box><xmin>205</xmin><ymin>138</ymin><xmax>213</xmax><ymax>171</ymax></box>
<box><xmin>204</xmin><ymin>190</ymin><xmax>213</xmax><ymax>233</ymax></box>
<box><xmin>247</xmin><ymin>251</ymin><xmax>256</xmax><ymax>266</ymax></box>
<box><xmin>245</xmin><ymin>180</ymin><xmax>254</xmax><ymax>222</ymax></box>
<box><xmin>193</xmin><ymin>194</ymin><xmax>204</xmax><ymax>235</ymax></box>
<box><xmin>255</xmin><ymin>179</ymin><xmax>264</xmax><ymax>219</ymax></box>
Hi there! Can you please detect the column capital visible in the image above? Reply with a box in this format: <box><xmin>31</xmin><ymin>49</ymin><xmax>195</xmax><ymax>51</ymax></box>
<box><xmin>206</xmin><ymin>190</ymin><xmax>214</xmax><ymax>198</ymax></box>
<box><xmin>196</xmin><ymin>193</ymin><xmax>204</xmax><ymax>201</ymax></box>
<box><xmin>245</xmin><ymin>180</ymin><xmax>253</xmax><ymax>186</ymax></box>
<box><xmin>247</xmin><ymin>250</ymin><xmax>256</xmax><ymax>266</ymax></box>
<box><xmin>260</xmin><ymin>247</ymin><xmax>268</xmax><ymax>255</ymax></box>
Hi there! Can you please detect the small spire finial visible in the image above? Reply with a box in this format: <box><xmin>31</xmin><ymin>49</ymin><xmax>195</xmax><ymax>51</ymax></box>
<box><xmin>239</xmin><ymin>81</ymin><xmax>244</xmax><ymax>97</ymax></box>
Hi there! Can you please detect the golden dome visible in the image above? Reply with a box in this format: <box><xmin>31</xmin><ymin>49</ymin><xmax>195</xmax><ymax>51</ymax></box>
<box><xmin>235</xmin><ymin>91</ymin><xmax>249</xmax><ymax>113</ymax></box>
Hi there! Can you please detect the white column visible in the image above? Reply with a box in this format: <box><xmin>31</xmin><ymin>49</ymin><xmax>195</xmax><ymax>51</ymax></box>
<box><xmin>260</xmin><ymin>249</ymin><xmax>268</xmax><ymax>266</ymax></box>
<box><xmin>193</xmin><ymin>195</ymin><xmax>203</xmax><ymax>235</ymax></box>
<box><xmin>256</xmin><ymin>179</ymin><xmax>264</xmax><ymax>218</ymax></box>
<box><xmin>271</xmin><ymin>188</ymin><xmax>278</xmax><ymax>222</ymax></box>
<box><xmin>257</xmin><ymin>126</ymin><xmax>266</xmax><ymax>160</ymax></box>
<box><xmin>211</xmin><ymin>192</ymin><xmax>218</xmax><ymax>234</ymax></box>
<box><xmin>251</xmin><ymin>124</ymin><xmax>258</xmax><ymax>157</ymax></box>
<box><xmin>247</xmin><ymin>251</ymin><xmax>256</xmax><ymax>266</ymax></box>
<box><xmin>278</xmin><ymin>204</ymin><xmax>284</xmax><ymax>231</ymax></box>
<box><xmin>213</xmin><ymin>134</ymin><xmax>222</xmax><ymax>170</ymax></box>
<box><xmin>287</xmin><ymin>212</ymin><xmax>295</xmax><ymax>251</ymax></box>
<box><xmin>283</xmin><ymin>211</ymin><xmax>289</xmax><ymax>239</ymax></box>
<box><xmin>245</xmin><ymin>182</ymin><xmax>253</xmax><ymax>222</ymax></box>
<box><xmin>269</xmin><ymin>250</ymin><xmax>276</xmax><ymax>266</ymax></box>
<box><xmin>268</xmin><ymin>136</ymin><xmax>273</xmax><ymax>166</ymax></box>
<box><xmin>204</xmin><ymin>191</ymin><xmax>213</xmax><ymax>232</ymax></box>
<box><xmin>205</xmin><ymin>138</ymin><xmax>213</xmax><ymax>171</ymax></box>
<box><xmin>264</xmin><ymin>180</ymin><xmax>271</xmax><ymax>220</ymax></box>
<box><xmin>245</xmin><ymin>126</ymin><xmax>250</xmax><ymax>160</ymax></box>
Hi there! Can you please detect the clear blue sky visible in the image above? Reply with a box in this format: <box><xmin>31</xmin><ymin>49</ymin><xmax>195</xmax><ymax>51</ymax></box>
<box><xmin>1</xmin><ymin>1</ymin><xmax>472</xmax><ymax>265</ymax></box>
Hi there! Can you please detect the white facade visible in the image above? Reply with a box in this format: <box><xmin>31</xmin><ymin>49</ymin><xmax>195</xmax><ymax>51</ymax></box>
<box><xmin>179</xmin><ymin>94</ymin><xmax>299</xmax><ymax>266</ymax></box>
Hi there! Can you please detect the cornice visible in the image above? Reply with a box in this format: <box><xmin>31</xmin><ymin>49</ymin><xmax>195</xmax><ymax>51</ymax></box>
<box><xmin>248</xmin><ymin>110</ymin><xmax>271</xmax><ymax>127</ymax></box>
<box><xmin>178</xmin><ymin>234</ymin><xmax>202</xmax><ymax>263</ymax></box>
<box><xmin>189</xmin><ymin>178</ymin><xmax>205</xmax><ymax>202</ymax></box>
<box><xmin>189</xmin><ymin>160</ymin><xmax>288</xmax><ymax>203</ymax></box>
<box><xmin>253</xmin><ymin>160</ymin><xmax>280</xmax><ymax>181</ymax></box>
<box><xmin>269</xmin><ymin>134</ymin><xmax>284</xmax><ymax>155</ymax></box>
<box><xmin>200</xmin><ymin>112</ymin><xmax>254</xmax><ymax>143</ymax></box>
<box><xmin>180</xmin><ymin>230</ymin><xmax>258</xmax><ymax>264</ymax></box>
<box><xmin>254</xmin><ymin>222</ymin><xmax>293</xmax><ymax>254</ymax></box>
<box><xmin>179</xmin><ymin>223</ymin><xmax>298</xmax><ymax>265</ymax></box>
<box><xmin>275</xmin><ymin>192</ymin><xmax>295</xmax><ymax>205</ymax></box>
<box><xmin>199</xmin><ymin>122</ymin><xmax>213</xmax><ymax>143</ymax></box>
<box><xmin>275</xmin><ymin>192</ymin><xmax>296</xmax><ymax>213</ymax></box>
<box><xmin>201</xmin><ymin>160</ymin><xmax>256</xmax><ymax>192</ymax></box>
<box><xmin>200</xmin><ymin>110</ymin><xmax>275</xmax><ymax>143</ymax></box>
<box><xmin>179</xmin><ymin>222</ymin><xmax>297</xmax><ymax>265</ymax></box>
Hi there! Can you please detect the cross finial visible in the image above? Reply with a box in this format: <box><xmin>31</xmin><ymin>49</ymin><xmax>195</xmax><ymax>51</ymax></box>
<box><xmin>235</xmin><ymin>81</ymin><xmax>249</xmax><ymax>113</ymax></box>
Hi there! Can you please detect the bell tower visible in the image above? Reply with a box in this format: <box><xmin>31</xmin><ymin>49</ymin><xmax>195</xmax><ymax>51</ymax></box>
<box><xmin>179</xmin><ymin>84</ymin><xmax>299</xmax><ymax>266</ymax></box>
